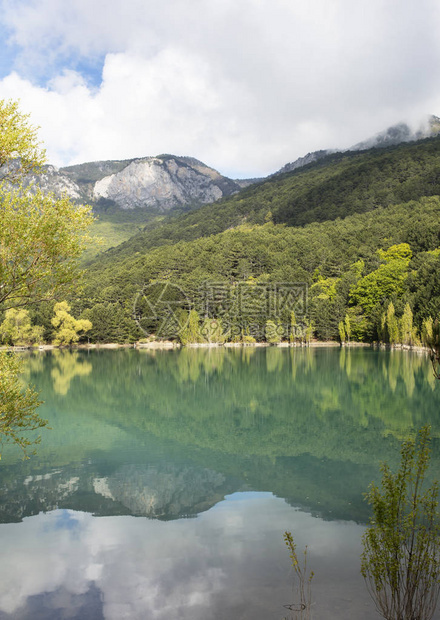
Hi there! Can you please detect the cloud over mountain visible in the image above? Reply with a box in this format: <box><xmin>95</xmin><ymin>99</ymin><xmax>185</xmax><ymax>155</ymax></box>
<box><xmin>1</xmin><ymin>0</ymin><xmax>440</xmax><ymax>177</ymax></box>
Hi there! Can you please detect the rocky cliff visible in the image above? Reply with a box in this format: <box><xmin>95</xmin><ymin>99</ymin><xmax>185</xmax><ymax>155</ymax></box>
<box><xmin>29</xmin><ymin>155</ymin><xmax>242</xmax><ymax>212</ymax></box>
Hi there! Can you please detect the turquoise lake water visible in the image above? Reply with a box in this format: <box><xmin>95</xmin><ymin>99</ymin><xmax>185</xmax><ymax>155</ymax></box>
<box><xmin>0</xmin><ymin>347</ymin><xmax>440</xmax><ymax>619</ymax></box>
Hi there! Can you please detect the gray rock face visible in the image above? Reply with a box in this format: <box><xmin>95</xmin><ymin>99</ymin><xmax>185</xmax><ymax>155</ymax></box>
<box><xmin>93</xmin><ymin>157</ymin><xmax>223</xmax><ymax>210</ymax></box>
<box><xmin>28</xmin><ymin>155</ymin><xmax>241</xmax><ymax>212</ymax></box>
<box><xmin>28</xmin><ymin>165</ymin><xmax>83</xmax><ymax>199</ymax></box>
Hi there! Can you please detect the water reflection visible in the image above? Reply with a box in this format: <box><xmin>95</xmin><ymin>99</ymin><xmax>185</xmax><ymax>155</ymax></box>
<box><xmin>92</xmin><ymin>463</ymin><xmax>227</xmax><ymax>518</ymax></box>
<box><xmin>51</xmin><ymin>350</ymin><xmax>93</xmax><ymax>396</ymax></box>
<box><xmin>0</xmin><ymin>494</ymin><xmax>375</xmax><ymax>620</ymax></box>
<box><xmin>2</xmin><ymin>347</ymin><xmax>439</xmax><ymax>525</ymax></box>
<box><xmin>1</xmin><ymin>347</ymin><xmax>440</xmax><ymax>619</ymax></box>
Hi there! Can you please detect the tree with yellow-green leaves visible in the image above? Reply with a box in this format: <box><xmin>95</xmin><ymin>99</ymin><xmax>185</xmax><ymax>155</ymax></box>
<box><xmin>422</xmin><ymin>317</ymin><xmax>440</xmax><ymax>380</ymax></box>
<box><xmin>338</xmin><ymin>320</ymin><xmax>346</xmax><ymax>344</ymax></box>
<box><xmin>0</xmin><ymin>99</ymin><xmax>94</xmax><ymax>456</ymax></box>
<box><xmin>178</xmin><ymin>309</ymin><xmax>204</xmax><ymax>345</ymax></box>
<box><xmin>0</xmin><ymin>308</ymin><xmax>44</xmax><ymax>346</ymax></box>
<box><xmin>344</xmin><ymin>314</ymin><xmax>351</xmax><ymax>344</ymax></box>
<box><xmin>0</xmin><ymin>99</ymin><xmax>46</xmax><ymax>180</ymax></box>
<box><xmin>386</xmin><ymin>302</ymin><xmax>400</xmax><ymax>345</ymax></box>
<box><xmin>399</xmin><ymin>303</ymin><xmax>417</xmax><ymax>346</ymax></box>
<box><xmin>51</xmin><ymin>301</ymin><xmax>92</xmax><ymax>346</ymax></box>
<box><xmin>0</xmin><ymin>175</ymin><xmax>93</xmax><ymax>310</ymax></box>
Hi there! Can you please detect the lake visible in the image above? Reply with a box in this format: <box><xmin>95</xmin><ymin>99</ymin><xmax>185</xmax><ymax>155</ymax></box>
<box><xmin>0</xmin><ymin>346</ymin><xmax>440</xmax><ymax>619</ymax></box>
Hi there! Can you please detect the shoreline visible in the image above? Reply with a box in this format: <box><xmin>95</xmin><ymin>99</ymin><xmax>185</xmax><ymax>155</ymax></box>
<box><xmin>1</xmin><ymin>341</ymin><xmax>432</xmax><ymax>355</ymax></box>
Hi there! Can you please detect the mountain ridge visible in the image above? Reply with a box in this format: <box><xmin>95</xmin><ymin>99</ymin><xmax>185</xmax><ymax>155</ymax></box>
<box><xmin>23</xmin><ymin>114</ymin><xmax>440</xmax><ymax>216</ymax></box>
<box><xmin>275</xmin><ymin>114</ymin><xmax>440</xmax><ymax>177</ymax></box>
<box><xmin>30</xmin><ymin>154</ymin><xmax>243</xmax><ymax>212</ymax></box>
<box><xmin>85</xmin><ymin>134</ymin><xmax>440</xmax><ymax>266</ymax></box>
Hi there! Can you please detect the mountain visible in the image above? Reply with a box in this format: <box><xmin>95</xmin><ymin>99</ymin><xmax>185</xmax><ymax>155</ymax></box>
<box><xmin>23</xmin><ymin>114</ymin><xmax>440</xmax><ymax>212</ymax></box>
<box><xmin>30</xmin><ymin>155</ymin><xmax>242</xmax><ymax>212</ymax></box>
<box><xmin>84</xmin><ymin>135</ymin><xmax>440</xmax><ymax>264</ymax></box>
<box><xmin>17</xmin><ymin>113</ymin><xmax>440</xmax><ymax>262</ymax></box>
<box><xmin>349</xmin><ymin>114</ymin><xmax>440</xmax><ymax>151</ymax></box>
<box><xmin>22</xmin><ymin>114</ymin><xmax>440</xmax><ymax>215</ymax></box>
<box><xmin>274</xmin><ymin>115</ymin><xmax>440</xmax><ymax>177</ymax></box>
<box><xmin>275</xmin><ymin>149</ymin><xmax>333</xmax><ymax>175</ymax></box>
<box><xmin>61</xmin><ymin>132</ymin><xmax>440</xmax><ymax>347</ymax></box>
<box><xmin>0</xmin><ymin>460</ymin><xmax>231</xmax><ymax>522</ymax></box>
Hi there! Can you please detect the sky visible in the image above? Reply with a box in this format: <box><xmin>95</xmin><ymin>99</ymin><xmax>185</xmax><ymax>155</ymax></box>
<box><xmin>1</xmin><ymin>0</ymin><xmax>440</xmax><ymax>178</ymax></box>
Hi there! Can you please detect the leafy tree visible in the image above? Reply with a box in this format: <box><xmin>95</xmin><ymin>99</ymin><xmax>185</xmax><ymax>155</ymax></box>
<box><xmin>361</xmin><ymin>426</ymin><xmax>440</xmax><ymax>620</ymax></box>
<box><xmin>422</xmin><ymin>318</ymin><xmax>440</xmax><ymax>381</ymax></box>
<box><xmin>0</xmin><ymin>308</ymin><xmax>44</xmax><ymax>345</ymax></box>
<box><xmin>421</xmin><ymin>316</ymin><xmax>434</xmax><ymax>347</ymax></box>
<box><xmin>0</xmin><ymin>99</ymin><xmax>93</xmax><ymax>454</ymax></box>
<box><xmin>179</xmin><ymin>309</ymin><xmax>204</xmax><ymax>345</ymax></box>
<box><xmin>344</xmin><ymin>314</ymin><xmax>351</xmax><ymax>343</ymax></box>
<box><xmin>265</xmin><ymin>319</ymin><xmax>281</xmax><ymax>344</ymax></box>
<box><xmin>290</xmin><ymin>311</ymin><xmax>298</xmax><ymax>343</ymax></box>
<box><xmin>338</xmin><ymin>320</ymin><xmax>346</xmax><ymax>343</ymax></box>
<box><xmin>0</xmin><ymin>186</ymin><xmax>93</xmax><ymax>309</ymax></box>
<box><xmin>386</xmin><ymin>302</ymin><xmax>400</xmax><ymax>345</ymax></box>
<box><xmin>200</xmin><ymin>317</ymin><xmax>225</xmax><ymax>343</ymax></box>
<box><xmin>51</xmin><ymin>301</ymin><xmax>92</xmax><ymax>346</ymax></box>
<box><xmin>241</xmin><ymin>331</ymin><xmax>257</xmax><ymax>344</ymax></box>
<box><xmin>0</xmin><ymin>99</ymin><xmax>46</xmax><ymax>179</ymax></box>
<box><xmin>80</xmin><ymin>303</ymin><xmax>112</xmax><ymax>343</ymax></box>
<box><xmin>350</xmin><ymin>244</ymin><xmax>412</xmax><ymax>315</ymax></box>
<box><xmin>304</xmin><ymin>320</ymin><xmax>314</xmax><ymax>345</ymax></box>
<box><xmin>400</xmin><ymin>303</ymin><xmax>415</xmax><ymax>346</ymax></box>
<box><xmin>0</xmin><ymin>352</ymin><xmax>43</xmax><ymax>456</ymax></box>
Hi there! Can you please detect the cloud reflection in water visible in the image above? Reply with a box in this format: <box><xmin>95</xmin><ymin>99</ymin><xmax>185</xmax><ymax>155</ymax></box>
<box><xmin>0</xmin><ymin>492</ymin><xmax>374</xmax><ymax>620</ymax></box>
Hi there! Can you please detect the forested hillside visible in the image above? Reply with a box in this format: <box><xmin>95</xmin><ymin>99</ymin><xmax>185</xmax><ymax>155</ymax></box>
<box><xmin>89</xmin><ymin>137</ymin><xmax>440</xmax><ymax>264</ymax></box>
<box><xmin>24</xmin><ymin>137</ymin><xmax>440</xmax><ymax>345</ymax></box>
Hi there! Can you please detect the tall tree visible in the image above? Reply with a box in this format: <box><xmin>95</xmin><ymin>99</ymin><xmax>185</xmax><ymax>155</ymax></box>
<box><xmin>0</xmin><ymin>99</ymin><xmax>93</xmax><ymax>455</ymax></box>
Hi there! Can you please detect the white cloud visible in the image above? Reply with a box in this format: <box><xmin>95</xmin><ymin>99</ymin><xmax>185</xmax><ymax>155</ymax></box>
<box><xmin>0</xmin><ymin>494</ymin><xmax>373</xmax><ymax>619</ymax></box>
<box><xmin>1</xmin><ymin>0</ymin><xmax>440</xmax><ymax>177</ymax></box>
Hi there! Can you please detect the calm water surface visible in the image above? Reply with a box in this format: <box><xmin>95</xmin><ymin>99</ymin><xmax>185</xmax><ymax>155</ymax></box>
<box><xmin>1</xmin><ymin>347</ymin><xmax>440</xmax><ymax>619</ymax></box>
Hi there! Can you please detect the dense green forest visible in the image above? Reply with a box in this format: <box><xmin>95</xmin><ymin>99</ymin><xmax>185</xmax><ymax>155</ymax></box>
<box><xmin>72</xmin><ymin>202</ymin><xmax>440</xmax><ymax>343</ymax></box>
<box><xmin>8</xmin><ymin>137</ymin><xmax>440</xmax><ymax>345</ymax></box>
<box><xmin>88</xmin><ymin>137</ymin><xmax>440</xmax><ymax>264</ymax></box>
